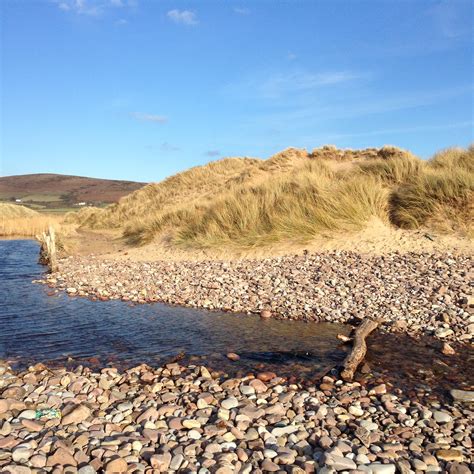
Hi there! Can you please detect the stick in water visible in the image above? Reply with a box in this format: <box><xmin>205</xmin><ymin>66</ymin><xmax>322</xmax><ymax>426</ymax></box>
<box><xmin>340</xmin><ymin>318</ymin><xmax>379</xmax><ymax>381</ymax></box>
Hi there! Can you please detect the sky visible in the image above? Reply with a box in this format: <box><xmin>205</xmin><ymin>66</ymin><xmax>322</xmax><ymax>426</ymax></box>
<box><xmin>1</xmin><ymin>0</ymin><xmax>473</xmax><ymax>182</ymax></box>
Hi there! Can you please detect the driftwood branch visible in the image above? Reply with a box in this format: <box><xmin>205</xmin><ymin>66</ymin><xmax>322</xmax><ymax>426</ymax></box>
<box><xmin>37</xmin><ymin>225</ymin><xmax>58</xmax><ymax>273</ymax></box>
<box><xmin>340</xmin><ymin>318</ymin><xmax>379</xmax><ymax>381</ymax></box>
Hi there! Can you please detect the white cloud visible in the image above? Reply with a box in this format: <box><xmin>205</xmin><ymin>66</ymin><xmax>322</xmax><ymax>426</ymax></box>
<box><xmin>130</xmin><ymin>112</ymin><xmax>168</xmax><ymax>124</ymax></box>
<box><xmin>55</xmin><ymin>0</ymin><xmax>101</xmax><ymax>16</ymax></box>
<box><xmin>115</xmin><ymin>18</ymin><xmax>128</xmax><ymax>25</ymax></box>
<box><xmin>233</xmin><ymin>7</ymin><xmax>250</xmax><ymax>15</ymax></box>
<box><xmin>167</xmin><ymin>9</ymin><xmax>198</xmax><ymax>26</ymax></box>
<box><xmin>54</xmin><ymin>0</ymin><xmax>136</xmax><ymax>16</ymax></box>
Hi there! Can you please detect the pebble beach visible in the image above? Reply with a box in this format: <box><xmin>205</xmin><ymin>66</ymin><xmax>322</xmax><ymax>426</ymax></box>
<box><xmin>1</xmin><ymin>249</ymin><xmax>472</xmax><ymax>472</ymax></box>
<box><xmin>43</xmin><ymin>251</ymin><xmax>473</xmax><ymax>343</ymax></box>
<box><xmin>0</xmin><ymin>360</ymin><xmax>473</xmax><ymax>473</ymax></box>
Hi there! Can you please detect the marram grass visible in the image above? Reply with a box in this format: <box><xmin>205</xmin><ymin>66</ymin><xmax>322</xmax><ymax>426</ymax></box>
<box><xmin>67</xmin><ymin>145</ymin><xmax>474</xmax><ymax>249</ymax></box>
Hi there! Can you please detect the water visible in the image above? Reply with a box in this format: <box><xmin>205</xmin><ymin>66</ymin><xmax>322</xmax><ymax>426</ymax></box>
<box><xmin>0</xmin><ymin>240</ymin><xmax>349</xmax><ymax>380</ymax></box>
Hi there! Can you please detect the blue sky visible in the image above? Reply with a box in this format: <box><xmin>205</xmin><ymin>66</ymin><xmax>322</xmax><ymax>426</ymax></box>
<box><xmin>1</xmin><ymin>0</ymin><xmax>473</xmax><ymax>182</ymax></box>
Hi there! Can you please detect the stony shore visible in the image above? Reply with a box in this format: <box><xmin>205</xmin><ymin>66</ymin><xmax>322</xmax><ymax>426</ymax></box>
<box><xmin>42</xmin><ymin>251</ymin><xmax>473</xmax><ymax>343</ymax></box>
<box><xmin>1</xmin><ymin>250</ymin><xmax>471</xmax><ymax>472</ymax></box>
<box><xmin>1</xmin><ymin>359</ymin><xmax>473</xmax><ymax>474</ymax></box>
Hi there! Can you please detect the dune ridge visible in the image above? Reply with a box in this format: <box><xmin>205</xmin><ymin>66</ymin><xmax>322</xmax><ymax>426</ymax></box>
<box><xmin>67</xmin><ymin>145</ymin><xmax>473</xmax><ymax>251</ymax></box>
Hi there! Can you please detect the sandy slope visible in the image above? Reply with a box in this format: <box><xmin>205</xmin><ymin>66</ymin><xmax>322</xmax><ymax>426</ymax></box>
<box><xmin>65</xmin><ymin>218</ymin><xmax>473</xmax><ymax>262</ymax></box>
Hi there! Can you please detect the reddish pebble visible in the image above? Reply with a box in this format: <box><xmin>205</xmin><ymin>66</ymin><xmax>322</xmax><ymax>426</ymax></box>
<box><xmin>442</xmin><ymin>342</ymin><xmax>455</xmax><ymax>355</ymax></box>
<box><xmin>256</xmin><ymin>371</ymin><xmax>276</xmax><ymax>382</ymax></box>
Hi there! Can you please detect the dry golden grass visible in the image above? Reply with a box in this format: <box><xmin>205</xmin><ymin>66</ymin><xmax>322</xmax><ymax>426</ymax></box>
<box><xmin>0</xmin><ymin>216</ymin><xmax>65</xmax><ymax>237</ymax></box>
<box><xmin>70</xmin><ymin>157</ymin><xmax>265</xmax><ymax>229</ymax></box>
<box><xmin>356</xmin><ymin>151</ymin><xmax>422</xmax><ymax>184</ymax></box>
<box><xmin>0</xmin><ymin>203</ymin><xmax>67</xmax><ymax>237</ymax></box>
<box><xmin>0</xmin><ymin>202</ymin><xmax>39</xmax><ymax>218</ymax></box>
<box><xmin>68</xmin><ymin>145</ymin><xmax>474</xmax><ymax>250</ymax></box>
<box><xmin>390</xmin><ymin>146</ymin><xmax>473</xmax><ymax>235</ymax></box>
<box><xmin>169</xmin><ymin>163</ymin><xmax>388</xmax><ymax>249</ymax></box>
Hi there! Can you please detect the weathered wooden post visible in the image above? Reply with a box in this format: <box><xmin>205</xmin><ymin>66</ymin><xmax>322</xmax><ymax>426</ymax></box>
<box><xmin>37</xmin><ymin>225</ymin><xmax>58</xmax><ymax>272</ymax></box>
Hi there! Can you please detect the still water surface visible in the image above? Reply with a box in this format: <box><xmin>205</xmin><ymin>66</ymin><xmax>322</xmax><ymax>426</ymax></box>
<box><xmin>0</xmin><ymin>240</ymin><xmax>349</xmax><ymax>379</ymax></box>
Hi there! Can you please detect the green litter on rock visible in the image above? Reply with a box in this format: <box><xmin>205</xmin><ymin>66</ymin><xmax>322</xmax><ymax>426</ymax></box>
<box><xmin>35</xmin><ymin>408</ymin><xmax>61</xmax><ymax>419</ymax></box>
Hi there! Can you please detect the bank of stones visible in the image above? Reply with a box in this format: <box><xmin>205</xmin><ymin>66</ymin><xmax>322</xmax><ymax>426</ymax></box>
<box><xmin>0</xmin><ymin>361</ymin><xmax>472</xmax><ymax>473</ymax></box>
<box><xmin>42</xmin><ymin>251</ymin><xmax>473</xmax><ymax>343</ymax></box>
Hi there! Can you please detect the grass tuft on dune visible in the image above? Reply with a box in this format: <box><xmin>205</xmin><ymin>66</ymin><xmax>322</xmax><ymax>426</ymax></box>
<box><xmin>390</xmin><ymin>146</ymin><xmax>473</xmax><ymax>233</ymax></box>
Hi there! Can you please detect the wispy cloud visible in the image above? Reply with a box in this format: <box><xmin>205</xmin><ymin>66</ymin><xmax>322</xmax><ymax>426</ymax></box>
<box><xmin>167</xmin><ymin>9</ymin><xmax>198</xmax><ymax>26</ymax></box>
<box><xmin>233</xmin><ymin>7</ymin><xmax>250</xmax><ymax>15</ymax></box>
<box><xmin>287</xmin><ymin>52</ymin><xmax>297</xmax><ymax>61</ymax></box>
<box><xmin>235</xmin><ymin>84</ymin><xmax>473</xmax><ymax>138</ymax></box>
<box><xmin>223</xmin><ymin>70</ymin><xmax>366</xmax><ymax>99</ymax></box>
<box><xmin>115</xmin><ymin>18</ymin><xmax>127</xmax><ymax>25</ymax></box>
<box><xmin>205</xmin><ymin>150</ymin><xmax>220</xmax><ymax>157</ymax></box>
<box><xmin>55</xmin><ymin>0</ymin><xmax>136</xmax><ymax>17</ymax></box>
<box><xmin>130</xmin><ymin>112</ymin><xmax>167</xmax><ymax>124</ymax></box>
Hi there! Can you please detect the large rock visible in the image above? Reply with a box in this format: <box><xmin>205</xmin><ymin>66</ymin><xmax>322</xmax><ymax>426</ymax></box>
<box><xmin>261</xmin><ymin>459</ymin><xmax>279</xmax><ymax>471</ymax></box>
<box><xmin>62</xmin><ymin>404</ymin><xmax>91</xmax><ymax>425</ymax></box>
<box><xmin>448</xmin><ymin>463</ymin><xmax>472</xmax><ymax>474</ymax></box>
<box><xmin>105</xmin><ymin>458</ymin><xmax>128</xmax><ymax>473</ymax></box>
<box><xmin>324</xmin><ymin>453</ymin><xmax>357</xmax><ymax>471</ymax></box>
<box><xmin>136</xmin><ymin>406</ymin><xmax>158</xmax><ymax>423</ymax></box>
<box><xmin>435</xmin><ymin>327</ymin><xmax>454</xmax><ymax>338</ymax></box>
<box><xmin>46</xmin><ymin>448</ymin><xmax>77</xmax><ymax>467</ymax></box>
<box><xmin>12</xmin><ymin>447</ymin><xmax>33</xmax><ymax>463</ymax></box>
<box><xmin>450</xmin><ymin>389</ymin><xmax>474</xmax><ymax>403</ymax></box>
<box><xmin>150</xmin><ymin>452</ymin><xmax>171</xmax><ymax>470</ymax></box>
<box><xmin>221</xmin><ymin>397</ymin><xmax>239</xmax><ymax>410</ymax></box>
<box><xmin>433</xmin><ymin>410</ymin><xmax>452</xmax><ymax>423</ymax></box>
<box><xmin>436</xmin><ymin>449</ymin><xmax>464</xmax><ymax>462</ymax></box>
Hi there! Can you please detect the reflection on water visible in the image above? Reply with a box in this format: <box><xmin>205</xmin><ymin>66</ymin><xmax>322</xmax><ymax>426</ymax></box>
<box><xmin>0</xmin><ymin>240</ymin><xmax>349</xmax><ymax>380</ymax></box>
<box><xmin>366</xmin><ymin>332</ymin><xmax>474</xmax><ymax>400</ymax></box>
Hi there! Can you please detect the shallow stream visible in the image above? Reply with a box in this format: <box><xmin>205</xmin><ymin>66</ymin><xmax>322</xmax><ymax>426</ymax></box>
<box><xmin>1</xmin><ymin>240</ymin><xmax>472</xmax><ymax>398</ymax></box>
<box><xmin>0</xmin><ymin>240</ymin><xmax>349</xmax><ymax>380</ymax></box>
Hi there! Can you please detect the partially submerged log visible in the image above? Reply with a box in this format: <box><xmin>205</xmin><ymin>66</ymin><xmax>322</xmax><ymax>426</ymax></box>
<box><xmin>37</xmin><ymin>225</ymin><xmax>58</xmax><ymax>272</ymax></box>
<box><xmin>340</xmin><ymin>318</ymin><xmax>379</xmax><ymax>381</ymax></box>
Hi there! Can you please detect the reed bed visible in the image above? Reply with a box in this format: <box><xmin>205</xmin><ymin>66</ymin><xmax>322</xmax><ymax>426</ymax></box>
<box><xmin>0</xmin><ymin>215</ymin><xmax>64</xmax><ymax>237</ymax></box>
<box><xmin>0</xmin><ymin>203</ymin><xmax>67</xmax><ymax>238</ymax></box>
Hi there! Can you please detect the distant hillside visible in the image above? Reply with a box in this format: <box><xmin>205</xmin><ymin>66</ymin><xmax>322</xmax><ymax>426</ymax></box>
<box><xmin>0</xmin><ymin>173</ymin><xmax>146</xmax><ymax>211</ymax></box>
<box><xmin>68</xmin><ymin>145</ymin><xmax>473</xmax><ymax>249</ymax></box>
